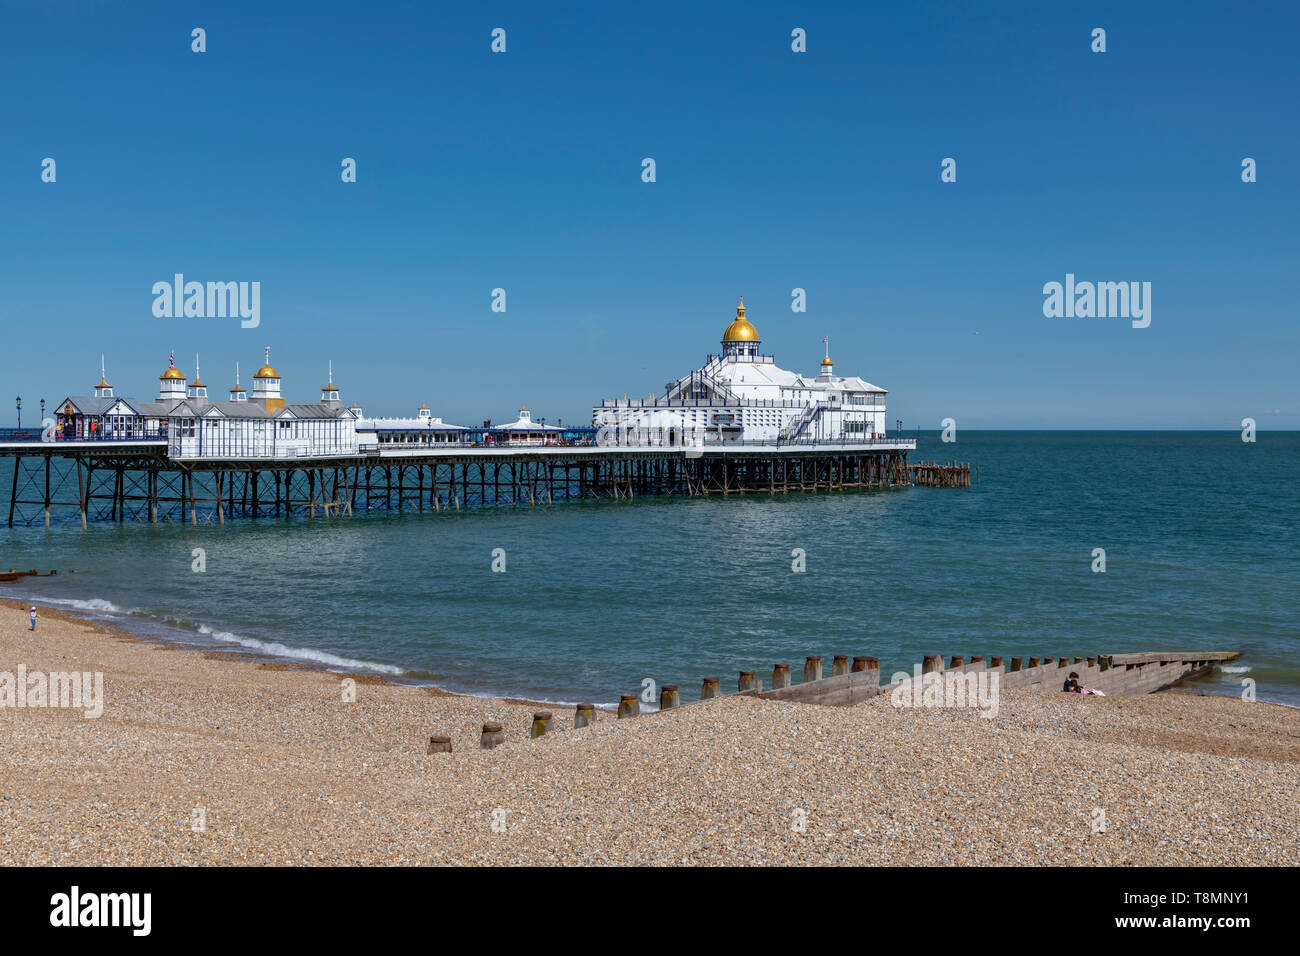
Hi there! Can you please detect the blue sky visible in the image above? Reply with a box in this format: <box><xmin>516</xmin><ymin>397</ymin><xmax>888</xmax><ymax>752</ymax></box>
<box><xmin>2</xmin><ymin>0</ymin><xmax>1296</xmax><ymax>428</ymax></box>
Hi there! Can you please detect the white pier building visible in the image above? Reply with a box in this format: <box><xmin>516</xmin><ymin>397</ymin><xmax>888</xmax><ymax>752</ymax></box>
<box><xmin>593</xmin><ymin>299</ymin><xmax>889</xmax><ymax>445</ymax></box>
<box><xmin>56</xmin><ymin>350</ymin><xmax>359</xmax><ymax>460</ymax></box>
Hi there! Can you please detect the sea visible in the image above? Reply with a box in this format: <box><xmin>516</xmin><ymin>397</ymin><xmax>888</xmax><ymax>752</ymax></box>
<box><xmin>2</xmin><ymin>431</ymin><xmax>1297</xmax><ymax>707</ymax></box>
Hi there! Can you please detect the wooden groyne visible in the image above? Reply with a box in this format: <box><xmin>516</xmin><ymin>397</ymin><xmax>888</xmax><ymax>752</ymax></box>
<box><xmin>0</xmin><ymin>568</ymin><xmax>62</xmax><ymax>583</ymax></box>
<box><xmin>423</xmin><ymin>650</ymin><xmax>1243</xmax><ymax>752</ymax></box>
<box><xmin>909</xmin><ymin>461</ymin><xmax>972</xmax><ymax>487</ymax></box>
<box><xmin>645</xmin><ymin>650</ymin><xmax>1241</xmax><ymax>709</ymax></box>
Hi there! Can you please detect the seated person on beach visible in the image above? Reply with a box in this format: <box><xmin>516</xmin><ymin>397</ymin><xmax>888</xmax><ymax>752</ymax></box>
<box><xmin>1063</xmin><ymin>670</ymin><xmax>1106</xmax><ymax>696</ymax></box>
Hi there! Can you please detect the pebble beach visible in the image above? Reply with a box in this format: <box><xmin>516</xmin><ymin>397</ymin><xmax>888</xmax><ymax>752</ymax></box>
<box><xmin>1</xmin><ymin>600</ymin><xmax>1297</xmax><ymax>866</ymax></box>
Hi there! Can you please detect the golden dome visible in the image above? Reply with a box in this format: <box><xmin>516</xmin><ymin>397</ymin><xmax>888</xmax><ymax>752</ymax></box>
<box><xmin>254</xmin><ymin>365</ymin><xmax>280</xmax><ymax>379</ymax></box>
<box><xmin>722</xmin><ymin>298</ymin><xmax>759</xmax><ymax>342</ymax></box>
<box><xmin>820</xmin><ymin>356</ymin><xmax>833</xmax><ymax>366</ymax></box>
<box><xmin>95</xmin><ymin>376</ymin><xmax>111</xmax><ymax>388</ymax></box>
<box><xmin>161</xmin><ymin>367</ymin><xmax>186</xmax><ymax>380</ymax></box>
<box><xmin>191</xmin><ymin>378</ymin><xmax>206</xmax><ymax>387</ymax></box>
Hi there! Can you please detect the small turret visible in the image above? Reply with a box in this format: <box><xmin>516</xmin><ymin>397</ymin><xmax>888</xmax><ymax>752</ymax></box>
<box><xmin>818</xmin><ymin>338</ymin><xmax>833</xmax><ymax>378</ymax></box>
<box><xmin>230</xmin><ymin>363</ymin><xmax>248</xmax><ymax>402</ymax></box>
<box><xmin>320</xmin><ymin>360</ymin><xmax>340</xmax><ymax>408</ymax></box>
<box><xmin>93</xmin><ymin>355</ymin><xmax>113</xmax><ymax>398</ymax></box>
<box><xmin>251</xmin><ymin>346</ymin><xmax>284</xmax><ymax>411</ymax></box>
<box><xmin>188</xmin><ymin>353</ymin><xmax>209</xmax><ymax>405</ymax></box>
<box><xmin>158</xmin><ymin>351</ymin><xmax>187</xmax><ymax>403</ymax></box>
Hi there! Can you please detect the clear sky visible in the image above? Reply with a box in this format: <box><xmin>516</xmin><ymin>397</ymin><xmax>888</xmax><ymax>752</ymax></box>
<box><xmin>2</xmin><ymin>0</ymin><xmax>1296</xmax><ymax>428</ymax></box>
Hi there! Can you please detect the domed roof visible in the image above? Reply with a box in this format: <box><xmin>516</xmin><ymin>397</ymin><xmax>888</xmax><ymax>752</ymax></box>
<box><xmin>161</xmin><ymin>366</ymin><xmax>186</xmax><ymax>380</ymax></box>
<box><xmin>820</xmin><ymin>356</ymin><xmax>833</xmax><ymax>366</ymax></box>
<box><xmin>722</xmin><ymin>298</ymin><xmax>759</xmax><ymax>342</ymax></box>
<box><xmin>254</xmin><ymin>364</ymin><xmax>280</xmax><ymax>379</ymax></box>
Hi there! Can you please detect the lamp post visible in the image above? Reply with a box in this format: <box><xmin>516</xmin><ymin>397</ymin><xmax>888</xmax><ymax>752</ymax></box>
<box><xmin>15</xmin><ymin>396</ymin><xmax>21</xmax><ymax>432</ymax></box>
<box><xmin>40</xmin><ymin>398</ymin><xmax>46</xmax><ymax>423</ymax></box>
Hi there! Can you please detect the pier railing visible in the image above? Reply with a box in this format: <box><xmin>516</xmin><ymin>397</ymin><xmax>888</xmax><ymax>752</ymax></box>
<box><xmin>0</xmin><ymin>428</ymin><xmax>167</xmax><ymax>443</ymax></box>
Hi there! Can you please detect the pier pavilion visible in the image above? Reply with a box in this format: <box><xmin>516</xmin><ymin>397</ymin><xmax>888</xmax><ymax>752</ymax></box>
<box><xmin>593</xmin><ymin>299</ymin><xmax>889</xmax><ymax>445</ymax></box>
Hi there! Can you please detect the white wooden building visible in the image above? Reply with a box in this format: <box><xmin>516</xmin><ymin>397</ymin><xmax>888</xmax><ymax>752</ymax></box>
<box><xmin>593</xmin><ymin>299</ymin><xmax>889</xmax><ymax>444</ymax></box>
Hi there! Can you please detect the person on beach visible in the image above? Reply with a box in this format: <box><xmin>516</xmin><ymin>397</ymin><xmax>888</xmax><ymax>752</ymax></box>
<box><xmin>1063</xmin><ymin>670</ymin><xmax>1106</xmax><ymax>696</ymax></box>
<box><xmin>29</xmin><ymin>606</ymin><xmax>38</xmax><ymax>630</ymax></box>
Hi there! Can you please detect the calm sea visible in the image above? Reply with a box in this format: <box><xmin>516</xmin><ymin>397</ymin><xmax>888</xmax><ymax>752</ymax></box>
<box><xmin>3</xmin><ymin>432</ymin><xmax>1298</xmax><ymax>706</ymax></box>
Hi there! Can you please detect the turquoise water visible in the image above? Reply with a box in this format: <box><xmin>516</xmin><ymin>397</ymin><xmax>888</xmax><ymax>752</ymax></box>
<box><xmin>2</xmin><ymin>432</ymin><xmax>1298</xmax><ymax>706</ymax></box>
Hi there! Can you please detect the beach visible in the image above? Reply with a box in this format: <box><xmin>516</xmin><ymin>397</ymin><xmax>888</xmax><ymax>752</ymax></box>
<box><xmin>1</xmin><ymin>599</ymin><xmax>1297</xmax><ymax>866</ymax></box>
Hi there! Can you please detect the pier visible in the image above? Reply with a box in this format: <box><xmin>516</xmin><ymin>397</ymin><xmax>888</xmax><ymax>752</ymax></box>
<box><xmin>0</xmin><ymin>438</ymin><xmax>949</xmax><ymax>528</ymax></box>
<box><xmin>2</xmin><ymin>313</ymin><xmax>982</xmax><ymax>529</ymax></box>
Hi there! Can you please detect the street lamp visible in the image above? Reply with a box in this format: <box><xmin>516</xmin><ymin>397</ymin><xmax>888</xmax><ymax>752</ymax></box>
<box><xmin>15</xmin><ymin>396</ymin><xmax>21</xmax><ymax>432</ymax></box>
<box><xmin>40</xmin><ymin>398</ymin><xmax>46</xmax><ymax>422</ymax></box>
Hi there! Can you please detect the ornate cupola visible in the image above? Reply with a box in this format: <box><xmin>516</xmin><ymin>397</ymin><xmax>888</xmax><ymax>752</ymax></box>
<box><xmin>229</xmin><ymin>362</ymin><xmax>248</xmax><ymax>402</ymax></box>
<box><xmin>188</xmin><ymin>354</ymin><xmax>209</xmax><ymax>403</ymax></box>
<box><xmin>320</xmin><ymin>360</ymin><xmax>341</xmax><ymax>408</ymax></box>
<box><xmin>251</xmin><ymin>347</ymin><xmax>284</xmax><ymax>411</ymax></box>
<box><xmin>721</xmin><ymin>297</ymin><xmax>760</xmax><ymax>360</ymax></box>
<box><xmin>818</xmin><ymin>338</ymin><xmax>833</xmax><ymax>379</ymax></box>
<box><xmin>158</xmin><ymin>351</ymin><xmax>187</xmax><ymax>403</ymax></box>
<box><xmin>93</xmin><ymin>355</ymin><xmax>113</xmax><ymax>398</ymax></box>
<box><xmin>417</xmin><ymin>404</ymin><xmax>432</xmax><ymax>421</ymax></box>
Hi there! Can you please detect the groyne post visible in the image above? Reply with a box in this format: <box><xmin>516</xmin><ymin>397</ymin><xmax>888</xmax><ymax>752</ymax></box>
<box><xmin>804</xmin><ymin>656</ymin><xmax>823</xmax><ymax>682</ymax></box>
<box><xmin>480</xmin><ymin>723</ymin><xmax>505</xmax><ymax>749</ymax></box>
<box><xmin>617</xmin><ymin>694</ymin><xmax>639</xmax><ymax>719</ymax></box>
<box><xmin>574</xmin><ymin>704</ymin><xmax>596</xmax><ymax>728</ymax></box>
<box><xmin>530</xmin><ymin>712</ymin><xmax>553</xmax><ymax>738</ymax></box>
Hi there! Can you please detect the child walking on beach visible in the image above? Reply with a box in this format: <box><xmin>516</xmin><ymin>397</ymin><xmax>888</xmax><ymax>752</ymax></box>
<box><xmin>29</xmin><ymin>606</ymin><xmax>38</xmax><ymax>630</ymax></box>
